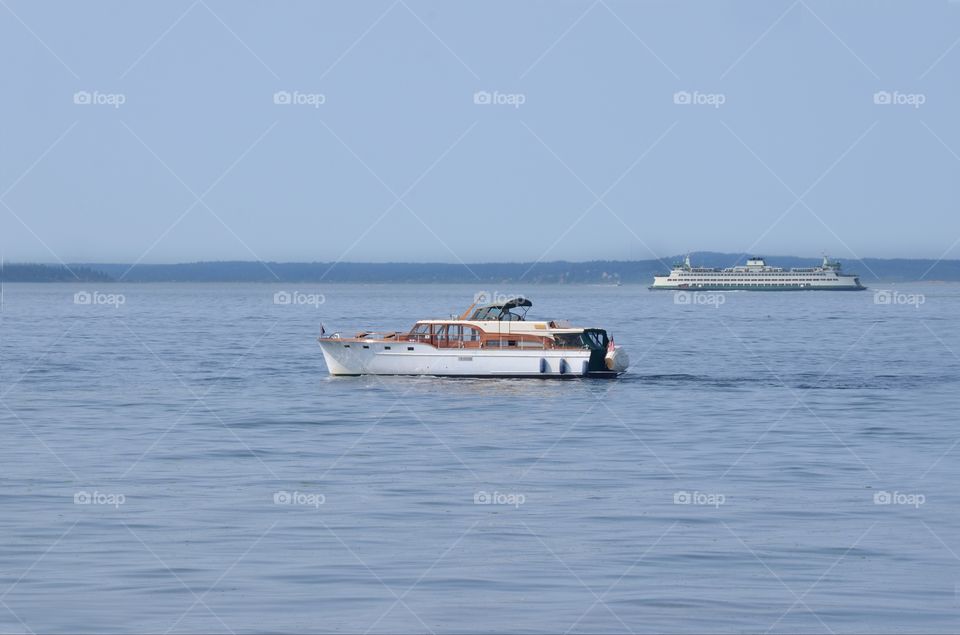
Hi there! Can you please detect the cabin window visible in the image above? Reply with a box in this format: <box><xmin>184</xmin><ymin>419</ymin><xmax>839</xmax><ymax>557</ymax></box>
<box><xmin>554</xmin><ymin>334</ymin><xmax>586</xmax><ymax>349</ymax></box>
<box><xmin>440</xmin><ymin>325</ymin><xmax>462</xmax><ymax>347</ymax></box>
<box><xmin>409</xmin><ymin>323</ymin><xmax>431</xmax><ymax>342</ymax></box>
<box><xmin>483</xmin><ymin>338</ymin><xmax>536</xmax><ymax>348</ymax></box>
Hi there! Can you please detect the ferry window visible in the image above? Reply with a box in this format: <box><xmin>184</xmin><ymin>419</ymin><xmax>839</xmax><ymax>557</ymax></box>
<box><xmin>447</xmin><ymin>325</ymin><xmax>462</xmax><ymax>342</ymax></box>
<box><xmin>463</xmin><ymin>327</ymin><xmax>479</xmax><ymax>342</ymax></box>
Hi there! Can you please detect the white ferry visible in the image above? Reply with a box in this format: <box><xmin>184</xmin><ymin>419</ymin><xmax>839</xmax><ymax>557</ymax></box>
<box><xmin>318</xmin><ymin>297</ymin><xmax>629</xmax><ymax>377</ymax></box>
<box><xmin>650</xmin><ymin>256</ymin><xmax>865</xmax><ymax>291</ymax></box>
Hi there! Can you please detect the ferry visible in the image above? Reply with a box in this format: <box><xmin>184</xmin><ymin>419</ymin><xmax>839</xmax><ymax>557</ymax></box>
<box><xmin>650</xmin><ymin>256</ymin><xmax>865</xmax><ymax>291</ymax></box>
<box><xmin>317</xmin><ymin>297</ymin><xmax>629</xmax><ymax>377</ymax></box>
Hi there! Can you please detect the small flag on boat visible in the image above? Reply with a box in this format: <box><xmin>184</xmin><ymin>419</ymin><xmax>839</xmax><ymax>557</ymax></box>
<box><xmin>320</xmin><ymin>323</ymin><xmax>326</xmax><ymax>336</ymax></box>
<box><xmin>608</xmin><ymin>336</ymin><xmax>615</xmax><ymax>352</ymax></box>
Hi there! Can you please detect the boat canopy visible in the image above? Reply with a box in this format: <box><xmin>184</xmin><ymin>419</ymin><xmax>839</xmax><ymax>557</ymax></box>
<box><xmin>467</xmin><ymin>296</ymin><xmax>532</xmax><ymax>321</ymax></box>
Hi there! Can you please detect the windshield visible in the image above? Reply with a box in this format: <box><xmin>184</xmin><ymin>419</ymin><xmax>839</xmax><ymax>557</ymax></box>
<box><xmin>471</xmin><ymin>306</ymin><xmax>525</xmax><ymax>321</ymax></box>
<box><xmin>471</xmin><ymin>307</ymin><xmax>498</xmax><ymax>320</ymax></box>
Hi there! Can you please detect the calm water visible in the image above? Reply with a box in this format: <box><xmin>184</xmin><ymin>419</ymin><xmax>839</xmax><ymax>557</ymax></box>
<box><xmin>1</xmin><ymin>282</ymin><xmax>958</xmax><ymax>633</ymax></box>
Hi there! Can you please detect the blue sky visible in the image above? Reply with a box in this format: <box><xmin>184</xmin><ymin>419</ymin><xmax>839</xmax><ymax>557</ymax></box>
<box><xmin>2</xmin><ymin>0</ymin><xmax>959</xmax><ymax>264</ymax></box>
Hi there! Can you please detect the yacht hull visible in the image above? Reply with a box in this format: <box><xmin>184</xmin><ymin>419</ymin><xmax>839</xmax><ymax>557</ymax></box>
<box><xmin>319</xmin><ymin>340</ymin><xmax>602</xmax><ymax>377</ymax></box>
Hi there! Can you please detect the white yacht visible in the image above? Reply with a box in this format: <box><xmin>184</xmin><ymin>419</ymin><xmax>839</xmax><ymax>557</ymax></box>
<box><xmin>650</xmin><ymin>256</ymin><xmax>865</xmax><ymax>291</ymax></box>
<box><xmin>318</xmin><ymin>297</ymin><xmax>629</xmax><ymax>377</ymax></box>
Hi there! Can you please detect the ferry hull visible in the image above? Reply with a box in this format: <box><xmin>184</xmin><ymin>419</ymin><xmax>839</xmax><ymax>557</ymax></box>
<box><xmin>649</xmin><ymin>283</ymin><xmax>866</xmax><ymax>291</ymax></box>
<box><xmin>319</xmin><ymin>340</ymin><xmax>606</xmax><ymax>377</ymax></box>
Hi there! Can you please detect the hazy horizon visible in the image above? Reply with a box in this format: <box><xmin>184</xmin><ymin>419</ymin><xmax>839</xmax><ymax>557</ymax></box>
<box><xmin>3</xmin><ymin>1</ymin><xmax>960</xmax><ymax>266</ymax></box>
<box><xmin>4</xmin><ymin>251</ymin><xmax>958</xmax><ymax>267</ymax></box>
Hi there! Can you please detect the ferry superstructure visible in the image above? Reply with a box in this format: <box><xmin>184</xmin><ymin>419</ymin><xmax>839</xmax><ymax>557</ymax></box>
<box><xmin>650</xmin><ymin>256</ymin><xmax>865</xmax><ymax>291</ymax></box>
<box><xmin>317</xmin><ymin>297</ymin><xmax>629</xmax><ymax>377</ymax></box>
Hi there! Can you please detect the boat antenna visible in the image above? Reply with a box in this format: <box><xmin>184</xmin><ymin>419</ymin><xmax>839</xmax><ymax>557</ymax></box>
<box><xmin>459</xmin><ymin>300</ymin><xmax>479</xmax><ymax>320</ymax></box>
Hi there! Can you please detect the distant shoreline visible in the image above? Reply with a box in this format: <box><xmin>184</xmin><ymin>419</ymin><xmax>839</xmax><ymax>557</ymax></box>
<box><xmin>2</xmin><ymin>253</ymin><xmax>959</xmax><ymax>283</ymax></box>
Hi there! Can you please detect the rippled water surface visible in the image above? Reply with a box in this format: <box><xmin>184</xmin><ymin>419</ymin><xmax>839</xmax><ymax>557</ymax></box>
<box><xmin>1</xmin><ymin>283</ymin><xmax>959</xmax><ymax>633</ymax></box>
